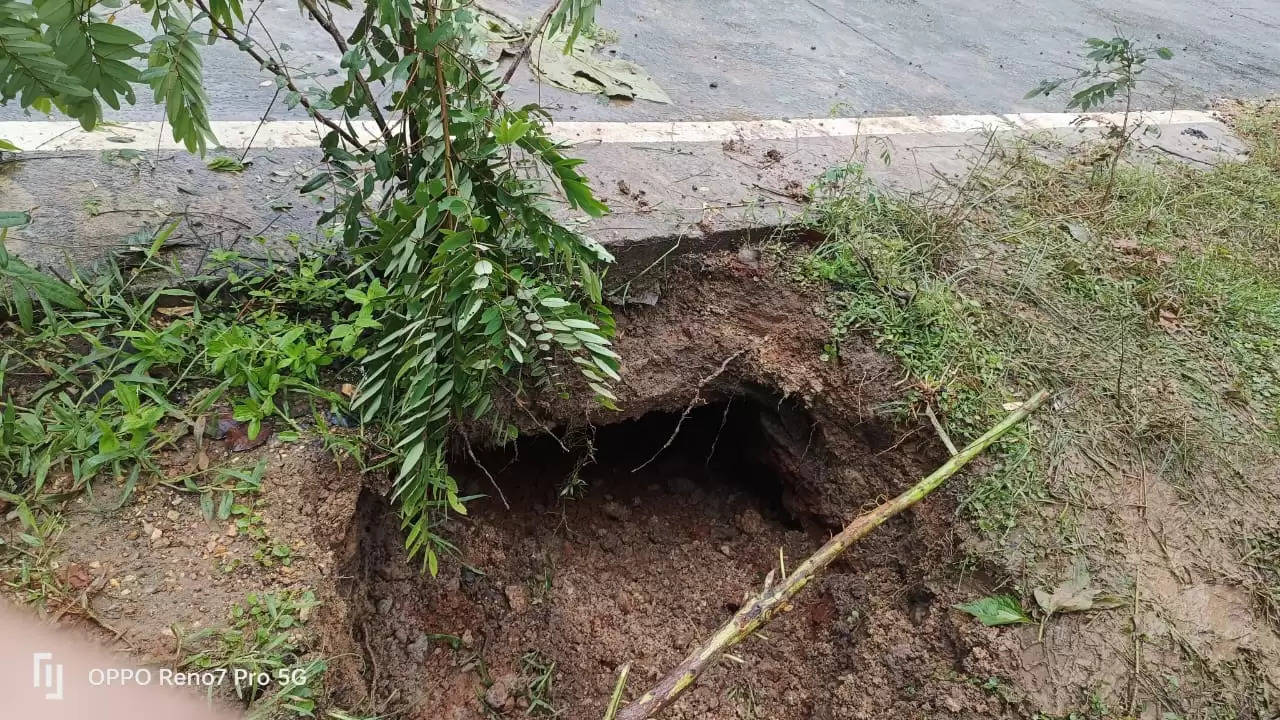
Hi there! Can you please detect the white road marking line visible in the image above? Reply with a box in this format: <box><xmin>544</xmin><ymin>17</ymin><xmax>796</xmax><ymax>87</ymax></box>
<box><xmin>0</xmin><ymin>110</ymin><xmax>1220</xmax><ymax>151</ymax></box>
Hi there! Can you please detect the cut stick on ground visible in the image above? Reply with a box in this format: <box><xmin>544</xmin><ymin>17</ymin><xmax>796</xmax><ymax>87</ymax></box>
<box><xmin>614</xmin><ymin>390</ymin><xmax>1050</xmax><ymax>720</ymax></box>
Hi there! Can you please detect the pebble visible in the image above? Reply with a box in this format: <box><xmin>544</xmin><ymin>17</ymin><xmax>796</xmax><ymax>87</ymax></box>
<box><xmin>484</xmin><ymin>673</ymin><xmax>520</xmax><ymax>710</ymax></box>
<box><xmin>505</xmin><ymin>584</ymin><xmax>529</xmax><ymax>613</ymax></box>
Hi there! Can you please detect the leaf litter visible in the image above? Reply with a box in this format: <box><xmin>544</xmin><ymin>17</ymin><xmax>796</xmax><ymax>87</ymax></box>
<box><xmin>476</xmin><ymin>8</ymin><xmax>670</xmax><ymax>103</ymax></box>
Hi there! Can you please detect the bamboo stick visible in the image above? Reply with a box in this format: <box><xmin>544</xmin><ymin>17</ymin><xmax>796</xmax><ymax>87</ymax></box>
<box><xmin>615</xmin><ymin>390</ymin><xmax>1050</xmax><ymax>720</ymax></box>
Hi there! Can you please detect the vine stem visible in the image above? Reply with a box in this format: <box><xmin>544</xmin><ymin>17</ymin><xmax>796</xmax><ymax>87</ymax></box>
<box><xmin>425</xmin><ymin>0</ymin><xmax>455</xmax><ymax>195</ymax></box>
<box><xmin>614</xmin><ymin>390</ymin><xmax>1052</xmax><ymax>720</ymax></box>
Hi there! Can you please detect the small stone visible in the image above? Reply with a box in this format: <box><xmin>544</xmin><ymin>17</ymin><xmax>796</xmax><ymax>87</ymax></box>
<box><xmin>225</xmin><ymin>524</ymin><xmax>238</xmax><ymax>537</ymax></box>
<box><xmin>149</xmin><ymin>527</ymin><xmax>163</xmax><ymax>542</ymax></box>
<box><xmin>602</xmin><ymin>501</ymin><xmax>630</xmax><ymax>522</ymax></box>
<box><xmin>505</xmin><ymin>584</ymin><xmax>529</xmax><ymax>613</ymax></box>
<box><xmin>461</xmin><ymin>629</ymin><xmax>475</xmax><ymax>649</ymax></box>
<box><xmin>166</xmin><ymin>510</ymin><xmax>181</xmax><ymax>522</ymax></box>
<box><xmin>719</xmin><ymin>544</ymin><xmax>733</xmax><ymax>557</ymax></box>
<box><xmin>484</xmin><ymin>673</ymin><xmax>520</xmax><ymax>710</ymax></box>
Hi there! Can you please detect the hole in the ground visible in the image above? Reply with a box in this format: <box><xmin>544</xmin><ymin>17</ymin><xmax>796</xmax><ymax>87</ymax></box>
<box><xmin>463</xmin><ymin>388</ymin><xmax>815</xmax><ymax>529</ymax></box>
<box><xmin>335</xmin><ymin>261</ymin><xmax>972</xmax><ymax>720</ymax></box>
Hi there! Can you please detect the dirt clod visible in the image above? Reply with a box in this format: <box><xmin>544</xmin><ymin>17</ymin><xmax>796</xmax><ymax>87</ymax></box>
<box><xmin>485</xmin><ymin>672</ymin><xmax>520</xmax><ymax>710</ymax></box>
<box><xmin>505</xmin><ymin>584</ymin><xmax>529</xmax><ymax>613</ymax></box>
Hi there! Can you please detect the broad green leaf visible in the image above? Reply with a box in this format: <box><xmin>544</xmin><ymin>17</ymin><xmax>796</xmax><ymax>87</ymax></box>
<box><xmin>206</xmin><ymin>156</ymin><xmax>246</xmax><ymax>172</ymax></box>
<box><xmin>953</xmin><ymin>595</ymin><xmax>1030</xmax><ymax>626</ymax></box>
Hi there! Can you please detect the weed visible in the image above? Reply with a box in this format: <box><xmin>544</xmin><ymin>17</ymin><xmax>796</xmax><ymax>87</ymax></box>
<box><xmin>1240</xmin><ymin>527</ymin><xmax>1280</xmax><ymax>623</ymax></box>
<box><xmin>1026</xmin><ymin>35</ymin><xmax>1174</xmax><ymax>203</ymax></box>
<box><xmin>180</xmin><ymin>589</ymin><xmax>324</xmax><ymax>716</ymax></box>
<box><xmin>0</xmin><ymin>496</ymin><xmax>68</xmax><ymax>610</ymax></box>
<box><xmin>727</xmin><ymin>680</ymin><xmax>760</xmax><ymax>719</ymax></box>
<box><xmin>519</xmin><ymin>650</ymin><xmax>559</xmax><ymax>717</ymax></box>
<box><xmin>0</xmin><ymin>231</ymin><xmax>376</xmax><ymax>503</ymax></box>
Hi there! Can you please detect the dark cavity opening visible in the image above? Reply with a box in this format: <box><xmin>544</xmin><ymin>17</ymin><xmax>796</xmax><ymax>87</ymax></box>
<box><xmin>461</xmin><ymin>388</ymin><xmax>818</xmax><ymax>529</ymax></box>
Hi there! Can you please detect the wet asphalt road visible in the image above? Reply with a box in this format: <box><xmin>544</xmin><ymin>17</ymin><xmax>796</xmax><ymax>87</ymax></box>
<box><xmin>1</xmin><ymin>0</ymin><xmax>1277</xmax><ymax>124</ymax></box>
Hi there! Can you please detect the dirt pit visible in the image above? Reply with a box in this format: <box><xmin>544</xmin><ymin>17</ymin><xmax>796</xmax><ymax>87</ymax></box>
<box><xmin>343</xmin><ymin>258</ymin><xmax>1008</xmax><ymax>720</ymax></box>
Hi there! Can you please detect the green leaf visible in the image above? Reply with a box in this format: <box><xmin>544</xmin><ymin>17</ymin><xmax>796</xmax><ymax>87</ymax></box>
<box><xmin>86</xmin><ymin>22</ymin><xmax>145</xmax><ymax>46</ymax></box>
<box><xmin>0</xmin><ymin>255</ymin><xmax>85</xmax><ymax>310</ymax></box>
<box><xmin>953</xmin><ymin>595</ymin><xmax>1030</xmax><ymax>626</ymax></box>
<box><xmin>299</xmin><ymin>173</ymin><xmax>329</xmax><ymax>193</ymax></box>
<box><xmin>446</xmin><ymin>491</ymin><xmax>467</xmax><ymax>515</ymax></box>
<box><xmin>398</xmin><ymin>440</ymin><xmax>425</xmax><ymax>483</ymax></box>
<box><xmin>0</xmin><ymin>211</ymin><xmax>30</xmax><ymax>228</ymax></box>
<box><xmin>217</xmin><ymin>491</ymin><xmax>234</xmax><ymax>520</ymax></box>
<box><xmin>206</xmin><ymin>156</ymin><xmax>246</xmax><ymax>172</ymax></box>
<box><xmin>11</xmin><ymin>280</ymin><xmax>33</xmax><ymax>329</ymax></box>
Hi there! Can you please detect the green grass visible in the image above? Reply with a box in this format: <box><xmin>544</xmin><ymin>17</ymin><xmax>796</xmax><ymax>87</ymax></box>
<box><xmin>799</xmin><ymin>103</ymin><xmax>1280</xmax><ymax>558</ymax></box>
<box><xmin>179</xmin><ymin>589</ymin><xmax>326</xmax><ymax>718</ymax></box>
<box><xmin>0</xmin><ymin>234</ymin><xmax>378</xmax><ymax>502</ymax></box>
<box><xmin>519</xmin><ymin>650</ymin><xmax>559</xmax><ymax>717</ymax></box>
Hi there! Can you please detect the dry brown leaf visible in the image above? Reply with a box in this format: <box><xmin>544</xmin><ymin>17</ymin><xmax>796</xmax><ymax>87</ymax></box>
<box><xmin>1034</xmin><ymin>565</ymin><xmax>1107</xmax><ymax>615</ymax></box>
<box><xmin>217</xmin><ymin>415</ymin><xmax>271</xmax><ymax>452</ymax></box>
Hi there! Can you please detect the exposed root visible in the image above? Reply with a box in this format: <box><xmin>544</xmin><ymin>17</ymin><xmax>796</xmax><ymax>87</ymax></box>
<box><xmin>632</xmin><ymin>344</ymin><xmax>756</xmax><ymax>472</ymax></box>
